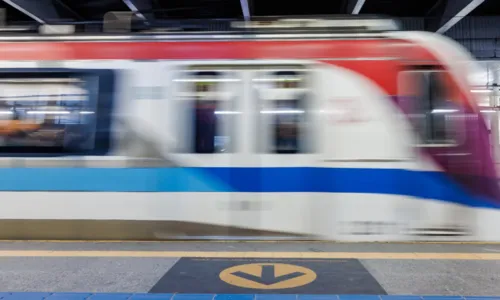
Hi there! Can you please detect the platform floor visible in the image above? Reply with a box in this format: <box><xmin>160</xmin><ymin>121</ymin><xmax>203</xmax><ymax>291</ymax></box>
<box><xmin>0</xmin><ymin>241</ymin><xmax>500</xmax><ymax>298</ymax></box>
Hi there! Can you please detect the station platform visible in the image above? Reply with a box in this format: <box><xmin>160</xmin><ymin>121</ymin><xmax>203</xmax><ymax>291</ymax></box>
<box><xmin>0</xmin><ymin>294</ymin><xmax>494</xmax><ymax>300</ymax></box>
<box><xmin>0</xmin><ymin>241</ymin><xmax>499</xmax><ymax>299</ymax></box>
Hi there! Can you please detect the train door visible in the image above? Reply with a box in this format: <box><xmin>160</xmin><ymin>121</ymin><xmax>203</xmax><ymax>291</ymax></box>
<box><xmin>172</xmin><ymin>65</ymin><xmax>242</xmax><ymax>236</ymax></box>
<box><xmin>398</xmin><ymin>67</ymin><xmax>474</xmax><ymax>240</ymax></box>
<box><xmin>250</xmin><ymin>65</ymin><xmax>317</xmax><ymax>236</ymax></box>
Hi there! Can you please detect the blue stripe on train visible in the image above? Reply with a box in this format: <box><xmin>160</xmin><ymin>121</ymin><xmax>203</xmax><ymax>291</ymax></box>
<box><xmin>0</xmin><ymin>167</ymin><xmax>497</xmax><ymax>209</ymax></box>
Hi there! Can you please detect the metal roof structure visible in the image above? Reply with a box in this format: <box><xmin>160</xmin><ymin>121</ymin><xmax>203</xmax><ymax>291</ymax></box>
<box><xmin>0</xmin><ymin>0</ymin><xmax>498</xmax><ymax>58</ymax></box>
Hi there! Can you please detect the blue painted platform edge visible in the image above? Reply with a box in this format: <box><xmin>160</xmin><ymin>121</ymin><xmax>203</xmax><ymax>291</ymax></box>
<box><xmin>0</xmin><ymin>294</ymin><xmax>498</xmax><ymax>300</ymax></box>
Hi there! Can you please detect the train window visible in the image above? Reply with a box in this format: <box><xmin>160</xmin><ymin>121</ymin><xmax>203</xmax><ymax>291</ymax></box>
<box><xmin>176</xmin><ymin>70</ymin><xmax>235</xmax><ymax>154</ymax></box>
<box><xmin>0</xmin><ymin>69</ymin><xmax>114</xmax><ymax>156</ymax></box>
<box><xmin>271</xmin><ymin>99</ymin><xmax>304</xmax><ymax>154</ymax></box>
<box><xmin>404</xmin><ymin>70</ymin><xmax>461</xmax><ymax>146</ymax></box>
<box><xmin>193</xmin><ymin>99</ymin><xmax>222</xmax><ymax>153</ymax></box>
<box><xmin>255</xmin><ymin>70</ymin><xmax>309</xmax><ymax>154</ymax></box>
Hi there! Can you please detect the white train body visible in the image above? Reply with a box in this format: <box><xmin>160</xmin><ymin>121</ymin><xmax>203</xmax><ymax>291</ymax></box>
<box><xmin>0</xmin><ymin>20</ymin><xmax>497</xmax><ymax>241</ymax></box>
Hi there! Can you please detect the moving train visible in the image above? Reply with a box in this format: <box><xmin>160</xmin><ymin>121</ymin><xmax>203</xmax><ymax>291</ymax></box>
<box><xmin>0</xmin><ymin>16</ymin><xmax>497</xmax><ymax>241</ymax></box>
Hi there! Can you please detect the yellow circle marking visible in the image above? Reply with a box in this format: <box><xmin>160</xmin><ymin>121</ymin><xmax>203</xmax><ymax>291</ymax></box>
<box><xmin>219</xmin><ymin>263</ymin><xmax>316</xmax><ymax>289</ymax></box>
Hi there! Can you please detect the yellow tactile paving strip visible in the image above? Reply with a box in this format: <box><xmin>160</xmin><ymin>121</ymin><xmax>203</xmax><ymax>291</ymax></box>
<box><xmin>3</xmin><ymin>240</ymin><xmax>500</xmax><ymax>244</ymax></box>
<box><xmin>0</xmin><ymin>251</ymin><xmax>497</xmax><ymax>259</ymax></box>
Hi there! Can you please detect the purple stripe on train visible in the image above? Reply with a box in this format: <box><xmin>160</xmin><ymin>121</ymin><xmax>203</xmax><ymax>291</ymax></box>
<box><xmin>391</xmin><ymin>95</ymin><xmax>500</xmax><ymax>204</ymax></box>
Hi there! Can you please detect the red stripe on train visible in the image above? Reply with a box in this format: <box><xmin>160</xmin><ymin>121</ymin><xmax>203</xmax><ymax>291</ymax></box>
<box><xmin>0</xmin><ymin>40</ymin><xmax>415</xmax><ymax>60</ymax></box>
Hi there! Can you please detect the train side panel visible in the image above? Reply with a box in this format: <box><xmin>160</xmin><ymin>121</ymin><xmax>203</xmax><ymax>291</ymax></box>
<box><xmin>0</xmin><ymin>35</ymin><xmax>495</xmax><ymax>240</ymax></box>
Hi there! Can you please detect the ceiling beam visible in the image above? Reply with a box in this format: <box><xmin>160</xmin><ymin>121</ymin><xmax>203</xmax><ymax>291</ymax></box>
<box><xmin>436</xmin><ymin>0</ymin><xmax>485</xmax><ymax>33</ymax></box>
<box><xmin>122</xmin><ymin>0</ymin><xmax>154</xmax><ymax>24</ymax></box>
<box><xmin>347</xmin><ymin>0</ymin><xmax>366</xmax><ymax>14</ymax></box>
<box><xmin>240</xmin><ymin>0</ymin><xmax>250</xmax><ymax>21</ymax></box>
<box><xmin>2</xmin><ymin>0</ymin><xmax>61</xmax><ymax>23</ymax></box>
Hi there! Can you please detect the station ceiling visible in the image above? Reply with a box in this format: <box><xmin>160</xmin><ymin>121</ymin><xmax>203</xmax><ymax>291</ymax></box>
<box><xmin>0</xmin><ymin>0</ymin><xmax>497</xmax><ymax>25</ymax></box>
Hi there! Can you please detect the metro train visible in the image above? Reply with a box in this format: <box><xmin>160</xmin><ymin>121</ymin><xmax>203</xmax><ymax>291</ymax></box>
<box><xmin>0</xmin><ymin>17</ymin><xmax>497</xmax><ymax>241</ymax></box>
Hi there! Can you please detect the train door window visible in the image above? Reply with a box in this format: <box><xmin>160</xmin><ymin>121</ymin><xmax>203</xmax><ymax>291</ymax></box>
<box><xmin>175</xmin><ymin>70</ymin><xmax>236</xmax><ymax>153</ymax></box>
<box><xmin>0</xmin><ymin>69</ymin><xmax>114</xmax><ymax>156</ymax></box>
<box><xmin>254</xmin><ymin>69</ymin><xmax>310</xmax><ymax>154</ymax></box>
<box><xmin>402</xmin><ymin>70</ymin><xmax>462</xmax><ymax>146</ymax></box>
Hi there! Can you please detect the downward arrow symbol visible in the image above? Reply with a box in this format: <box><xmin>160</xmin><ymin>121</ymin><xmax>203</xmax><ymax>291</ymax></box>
<box><xmin>231</xmin><ymin>265</ymin><xmax>305</xmax><ymax>285</ymax></box>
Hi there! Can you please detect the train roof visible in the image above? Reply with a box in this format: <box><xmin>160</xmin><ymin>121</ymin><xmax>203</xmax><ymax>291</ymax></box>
<box><xmin>0</xmin><ymin>15</ymin><xmax>402</xmax><ymax>42</ymax></box>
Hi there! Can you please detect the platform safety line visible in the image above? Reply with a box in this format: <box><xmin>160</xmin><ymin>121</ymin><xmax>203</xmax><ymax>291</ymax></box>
<box><xmin>0</xmin><ymin>251</ymin><xmax>497</xmax><ymax>259</ymax></box>
<box><xmin>3</xmin><ymin>240</ymin><xmax>500</xmax><ymax>244</ymax></box>
<box><xmin>3</xmin><ymin>239</ymin><xmax>500</xmax><ymax>245</ymax></box>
